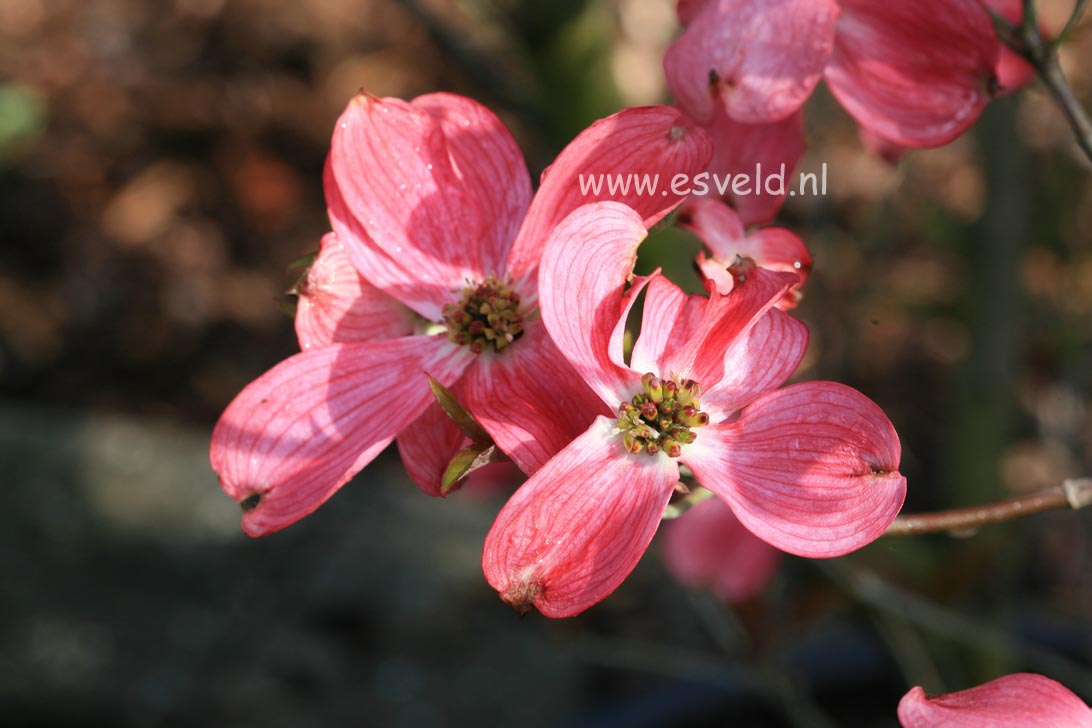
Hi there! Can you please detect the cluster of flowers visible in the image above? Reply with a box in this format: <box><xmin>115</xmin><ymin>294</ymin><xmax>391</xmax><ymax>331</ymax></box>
<box><xmin>210</xmin><ymin>92</ymin><xmax>906</xmax><ymax>618</ymax></box>
<box><xmin>209</xmin><ymin>0</ymin><xmax>1087</xmax><ymax>721</ymax></box>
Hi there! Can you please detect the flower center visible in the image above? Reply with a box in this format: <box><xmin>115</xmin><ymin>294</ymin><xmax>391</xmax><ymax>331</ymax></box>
<box><xmin>617</xmin><ymin>373</ymin><xmax>709</xmax><ymax>457</ymax></box>
<box><xmin>441</xmin><ymin>275</ymin><xmax>524</xmax><ymax>354</ymax></box>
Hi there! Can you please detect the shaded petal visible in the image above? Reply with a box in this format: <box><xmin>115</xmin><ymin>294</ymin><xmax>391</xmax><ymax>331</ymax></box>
<box><xmin>210</xmin><ymin>336</ymin><xmax>472</xmax><ymax>536</ymax></box>
<box><xmin>412</xmin><ymin>93</ymin><xmax>532</xmax><ymax>275</ymax></box>
<box><xmin>702</xmin><ymin>307</ymin><xmax>808</xmax><ymax>417</ymax></box>
<box><xmin>662</xmin><ymin>265</ymin><xmax>796</xmax><ymax>389</ymax></box>
<box><xmin>683</xmin><ymin>382</ymin><xmax>906</xmax><ymax>557</ymax></box>
<box><xmin>463</xmin><ymin>319</ymin><xmax>609</xmax><ymax>476</ymax></box>
<box><xmin>539</xmin><ymin>201</ymin><xmax>647</xmax><ymax>408</ymax></box>
<box><xmin>482</xmin><ymin>416</ymin><xmax>679</xmax><ymax>618</ymax></box>
<box><xmin>664</xmin><ymin>0</ymin><xmax>839</xmax><ymax>124</ymax></box>
<box><xmin>609</xmin><ymin>273</ymin><xmax>653</xmax><ymax>372</ymax></box>
<box><xmin>898</xmin><ymin>674</ymin><xmax>1092</xmax><ymax>728</ymax></box>
<box><xmin>630</xmin><ymin>273</ymin><xmax>695</xmax><ymax>374</ymax></box>
<box><xmin>825</xmin><ymin>0</ymin><xmax>999</xmax><ymax>148</ymax></box>
<box><xmin>396</xmin><ymin>382</ymin><xmax>471</xmax><ymax>498</ymax></box>
<box><xmin>660</xmin><ymin>497</ymin><xmax>781</xmax><ymax>603</ymax></box>
<box><xmin>697</xmin><ymin>107</ymin><xmax>806</xmax><ymax>227</ymax></box>
<box><xmin>682</xmin><ymin>198</ymin><xmax>811</xmax><ymax>308</ymax></box>
<box><xmin>295</xmin><ymin>233</ymin><xmax>417</xmax><ymax>349</ymax></box>
<box><xmin>326</xmin><ymin>94</ymin><xmax>480</xmax><ymax>317</ymax></box>
<box><xmin>507</xmin><ymin>106</ymin><xmax>712</xmax><ymax>285</ymax></box>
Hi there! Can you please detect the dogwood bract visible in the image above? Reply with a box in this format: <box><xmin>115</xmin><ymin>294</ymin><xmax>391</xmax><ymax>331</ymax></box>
<box><xmin>482</xmin><ymin>201</ymin><xmax>906</xmax><ymax>617</ymax></box>
<box><xmin>210</xmin><ymin>93</ymin><xmax>711</xmax><ymax>536</ymax></box>
<box><xmin>898</xmin><ymin>673</ymin><xmax>1092</xmax><ymax>728</ymax></box>
<box><xmin>665</xmin><ymin>0</ymin><xmax>1001</xmax><ymax>148</ymax></box>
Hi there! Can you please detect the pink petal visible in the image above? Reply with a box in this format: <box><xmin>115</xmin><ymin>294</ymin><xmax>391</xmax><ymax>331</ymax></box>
<box><xmin>660</xmin><ymin>497</ymin><xmax>781</xmax><ymax>603</ymax></box>
<box><xmin>629</xmin><ymin>272</ymin><xmax>698</xmax><ymax>374</ymax></box>
<box><xmin>507</xmin><ymin>106</ymin><xmax>712</xmax><ymax>284</ymax></box>
<box><xmin>325</xmin><ymin>166</ymin><xmax>447</xmax><ymax>321</ymax></box>
<box><xmin>702</xmin><ymin>307</ymin><xmax>808</xmax><ymax>416</ymax></box>
<box><xmin>412</xmin><ymin>93</ymin><xmax>533</xmax><ymax>275</ymax></box>
<box><xmin>662</xmin><ymin>265</ymin><xmax>796</xmax><ymax>391</ymax></box>
<box><xmin>825</xmin><ymin>0</ymin><xmax>1000</xmax><ymax>148</ymax></box>
<box><xmin>294</xmin><ymin>233</ymin><xmax>417</xmax><ymax>349</ymax></box>
<box><xmin>898</xmin><ymin>674</ymin><xmax>1092</xmax><ymax>728</ymax></box>
<box><xmin>538</xmin><ymin>201</ymin><xmax>648</xmax><ymax>409</ymax></box>
<box><xmin>663</xmin><ymin>0</ymin><xmax>840</xmax><ymax>124</ymax></box>
<box><xmin>210</xmin><ymin>336</ymin><xmax>472</xmax><ymax>536</ymax></box>
<box><xmin>326</xmin><ymin>94</ymin><xmax>481</xmax><ymax>318</ymax></box>
<box><xmin>697</xmin><ymin>106</ymin><xmax>806</xmax><ymax>227</ymax></box>
<box><xmin>682</xmin><ymin>197</ymin><xmax>811</xmax><ymax>308</ymax></box>
<box><xmin>396</xmin><ymin>383</ymin><xmax>471</xmax><ymax>498</ymax></box>
<box><xmin>462</xmin><ymin>319</ymin><xmax>608</xmax><ymax>476</ymax></box>
<box><xmin>482</xmin><ymin>416</ymin><xmax>679</xmax><ymax>618</ymax></box>
<box><xmin>683</xmin><ymin>382</ymin><xmax>906</xmax><ymax>557</ymax></box>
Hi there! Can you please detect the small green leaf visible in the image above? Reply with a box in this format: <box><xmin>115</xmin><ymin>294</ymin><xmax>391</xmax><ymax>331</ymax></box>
<box><xmin>428</xmin><ymin>375</ymin><xmax>491</xmax><ymax>443</ymax></box>
<box><xmin>662</xmin><ymin>485</ymin><xmax>715</xmax><ymax>520</ymax></box>
<box><xmin>441</xmin><ymin>441</ymin><xmax>500</xmax><ymax>495</ymax></box>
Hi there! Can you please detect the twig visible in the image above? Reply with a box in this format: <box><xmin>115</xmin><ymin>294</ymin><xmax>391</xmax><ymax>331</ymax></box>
<box><xmin>1054</xmin><ymin>0</ymin><xmax>1091</xmax><ymax>47</ymax></box>
<box><xmin>997</xmin><ymin>0</ymin><xmax>1092</xmax><ymax>164</ymax></box>
<box><xmin>822</xmin><ymin>562</ymin><xmax>1092</xmax><ymax>690</ymax></box>
<box><xmin>884</xmin><ymin>478</ymin><xmax>1092</xmax><ymax>537</ymax></box>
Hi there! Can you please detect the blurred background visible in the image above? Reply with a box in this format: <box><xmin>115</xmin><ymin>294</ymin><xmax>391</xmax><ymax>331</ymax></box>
<box><xmin>1</xmin><ymin>0</ymin><xmax>1091</xmax><ymax>725</ymax></box>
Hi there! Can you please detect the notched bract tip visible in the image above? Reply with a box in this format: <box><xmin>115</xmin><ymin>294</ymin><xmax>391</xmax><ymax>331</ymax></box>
<box><xmin>240</xmin><ymin>492</ymin><xmax>262</xmax><ymax>512</ymax></box>
<box><xmin>502</xmin><ymin>580</ymin><xmax>544</xmax><ymax>617</ymax></box>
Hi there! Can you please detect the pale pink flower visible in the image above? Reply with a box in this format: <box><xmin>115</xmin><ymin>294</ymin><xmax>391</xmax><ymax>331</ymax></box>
<box><xmin>678</xmin><ymin>197</ymin><xmax>811</xmax><ymax>309</ymax></box>
<box><xmin>210</xmin><ymin>94</ymin><xmax>711</xmax><ymax>536</ymax></box>
<box><xmin>661</xmin><ymin>497</ymin><xmax>780</xmax><ymax>603</ymax></box>
<box><xmin>898</xmin><ymin>673</ymin><xmax>1092</xmax><ymax>728</ymax></box>
<box><xmin>482</xmin><ymin>201</ymin><xmax>906</xmax><ymax>617</ymax></box>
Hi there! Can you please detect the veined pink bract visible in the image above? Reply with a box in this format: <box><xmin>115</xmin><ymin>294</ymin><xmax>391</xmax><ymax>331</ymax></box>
<box><xmin>898</xmin><ymin>673</ymin><xmax>1092</xmax><ymax>727</ymax></box>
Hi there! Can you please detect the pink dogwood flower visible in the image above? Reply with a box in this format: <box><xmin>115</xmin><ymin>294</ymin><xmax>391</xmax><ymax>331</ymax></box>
<box><xmin>665</xmin><ymin>0</ymin><xmax>1001</xmax><ymax>149</ymax></box>
<box><xmin>678</xmin><ymin>197</ymin><xmax>811</xmax><ymax>309</ymax></box>
<box><xmin>661</xmin><ymin>497</ymin><xmax>781</xmax><ymax>603</ymax></box>
<box><xmin>481</xmin><ymin>201</ymin><xmax>906</xmax><ymax>617</ymax></box>
<box><xmin>898</xmin><ymin>673</ymin><xmax>1092</xmax><ymax>727</ymax></box>
<box><xmin>210</xmin><ymin>93</ymin><xmax>711</xmax><ymax>536</ymax></box>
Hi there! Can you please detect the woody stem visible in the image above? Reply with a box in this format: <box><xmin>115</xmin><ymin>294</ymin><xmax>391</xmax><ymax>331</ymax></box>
<box><xmin>996</xmin><ymin>0</ymin><xmax>1092</xmax><ymax>164</ymax></box>
<box><xmin>883</xmin><ymin>477</ymin><xmax>1092</xmax><ymax>536</ymax></box>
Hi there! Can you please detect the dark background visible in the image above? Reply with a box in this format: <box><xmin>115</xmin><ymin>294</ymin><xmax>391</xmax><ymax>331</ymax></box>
<box><xmin>2</xmin><ymin>0</ymin><xmax>1090</xmax><ymax>725</ymax></box>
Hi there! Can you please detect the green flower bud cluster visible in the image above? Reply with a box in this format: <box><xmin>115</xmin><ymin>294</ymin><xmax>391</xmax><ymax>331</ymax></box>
<box><xmin>617</xmin><ymin>373</ymin><xmax>709</xmax><ymax>457</ymax></box>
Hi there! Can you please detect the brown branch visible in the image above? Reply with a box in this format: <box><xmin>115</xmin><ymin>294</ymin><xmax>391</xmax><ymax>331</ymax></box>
<box><xmin>997</xmin><ymin>0</ymin><xmax>1092</xmax><ymax>164</ymax></box>
<box><xmin>884</xmin><ymin>478</ymin><xmax>1092</xmax><ymax>537</ymax></box>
